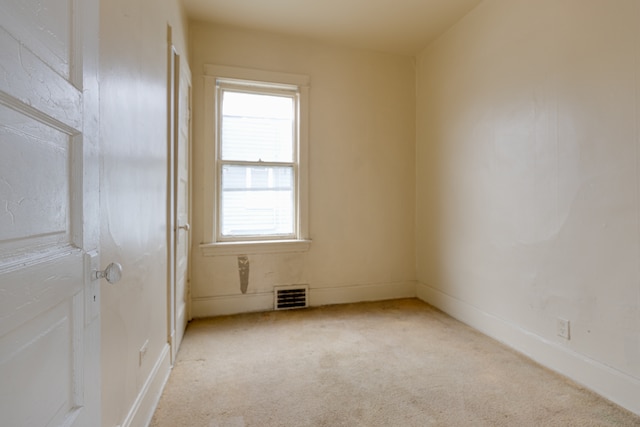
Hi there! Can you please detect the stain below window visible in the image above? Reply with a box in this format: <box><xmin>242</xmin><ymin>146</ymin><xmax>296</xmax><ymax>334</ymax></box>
<box><xmin>237</xmin><ymin>255</ymin><xmax>249</xmax><ymax>294</ymax></box>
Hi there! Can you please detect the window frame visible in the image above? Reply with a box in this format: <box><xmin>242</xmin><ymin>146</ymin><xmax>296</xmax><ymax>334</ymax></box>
<box><xmin>200</xmin><ymin>65</ymin><xmax>310</xmax><ymax>256</ymax></box>
<box><xmin>216</xmin><ymin>81</ymin><xmax>298</xmax><ymax>242</ymax></box>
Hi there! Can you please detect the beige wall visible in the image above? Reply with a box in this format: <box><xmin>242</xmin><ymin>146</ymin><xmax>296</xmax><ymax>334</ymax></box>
<box><xmin>190</xmin><ymin>23</ymin><xmax>416</xmax><ymax>315</ymax></box>
<box><xmin>99</xmin><ymin>0</ymin><xmax>188</xmax><ymax>426</ymax></box>
<box><xmin>95</xmin><ymin>0</ymin><xmax>640</xmax><ymax>420</ymax></box>
<box><xmin>416</xmin><ymin>0</ymin><xmax>640</xmax><ymax>414</ymax></box>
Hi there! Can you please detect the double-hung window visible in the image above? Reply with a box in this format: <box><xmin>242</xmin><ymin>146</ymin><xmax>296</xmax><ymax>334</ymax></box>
<box><xmin>218</xmin><ymin>81</ymin><xmax>297</xmax><ymax>239</ymax></box>
<box><xmin>201</xmin><ymin>65</ymin><xmax>310</xmax><ymax>255</ymax></box>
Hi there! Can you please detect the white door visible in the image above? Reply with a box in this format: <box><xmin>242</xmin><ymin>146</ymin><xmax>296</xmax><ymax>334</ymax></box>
<box><xmin>0</xmin><ymin>0</ymin><xmax>101</xmax><ymax>425</ymax></box>
<box><xmin>173</xmin><ymin>54</ymin><xmax>191</xmax><ymax>359</ymax></box>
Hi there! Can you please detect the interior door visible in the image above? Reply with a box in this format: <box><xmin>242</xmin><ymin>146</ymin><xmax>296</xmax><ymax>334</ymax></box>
<box><xmin>173</xmin><ymin>54</ymin><xmax>192</xmax><ymax>359</ymax></box>
<box><xmin>0</xmin><ymin>0</ymin><xmax>101</xmax><ymax>426</ymax></box>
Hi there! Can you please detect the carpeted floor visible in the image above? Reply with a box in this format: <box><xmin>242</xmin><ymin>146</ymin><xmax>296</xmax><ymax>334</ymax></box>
<box><xmin>150</xmin><ymin>299</ymin><xmax>640</xmax><ymax>427</ymax></box>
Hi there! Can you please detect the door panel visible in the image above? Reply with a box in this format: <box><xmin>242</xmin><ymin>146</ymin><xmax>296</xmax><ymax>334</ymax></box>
<box><xmin>0</xmin><ymin>25</ymin><xmax>82</xmax><ymax>131</ymax></box>
<box><xmin>0</xmin><ymin>104</ymin><xmax>73</xmax><ymax>258</ymax></box>
<box><xmin>0</xmin><ymin>0</ymin><xmax>100</xmax><ymax>425</ymax></box>
<box><xmin>0</xmin><ymin>0</ymin><xmax>73</xmax><ymax>79</ymax></box>
<box><xmin>0</xmin><ymin>295</ymin><xmax>83</xmax><ymax>427</ymax></box>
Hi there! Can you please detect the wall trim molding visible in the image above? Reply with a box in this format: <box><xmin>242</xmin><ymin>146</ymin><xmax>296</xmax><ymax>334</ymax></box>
<box><xmin>192</xmin><ymin>292</ymin><xmax>274</xmax><ymax>317</ymax></box>
<box><xmin>200</xmin><ymin>65</ymin><xmax>310</xmax><ymax>249</ymax></box>
<box><xmin>204</xmin><ymin>64</ymin><xmax>310</xmax><ymax>86</ymax></box>
<box><xmin>416</xmin><ymin>282</ymin><xmax>640</xmax><ymax>416</ymax></box>
<box><xmin>200</xmin><ymin>239</ymin><xmax>312</xmax><ymax>256</ymax></box>
<box><xmin>191</xmin><ymin>281</ymin><xmax>417</xmax><ymax>318</ymax></box>
<box><xmin>310</xmin><ymin>281</ymin><xmax>417</xmax><ymax>307</ymax></box>
<box><xmin>120</xmin><ymin>343</ymin><xmax>172</xmax><ymax>427</ymax></box>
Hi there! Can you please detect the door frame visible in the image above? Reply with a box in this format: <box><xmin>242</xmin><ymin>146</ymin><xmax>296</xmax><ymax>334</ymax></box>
<box><xmin>166</xmin><ymin>25</ymin><xmax>192</xmax><ymax>364</ymax></box>
<box><xmin>167</xmin><ymin>25</ymin><xmax>178</xmax><ymax>364</ymax></box>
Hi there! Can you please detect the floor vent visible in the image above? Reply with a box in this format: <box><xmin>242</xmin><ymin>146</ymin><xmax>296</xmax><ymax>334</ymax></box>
<box><xmin>274</xmin><ymin>285</ymin><xmax>309</xmax><ymax>310</ymax></box>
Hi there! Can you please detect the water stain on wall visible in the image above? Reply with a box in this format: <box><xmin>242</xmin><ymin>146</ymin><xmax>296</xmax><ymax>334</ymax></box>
<box><xmin>238</xmin><ymin>255</ymin><xmax>249</xmax><ymax>294</ymax></box>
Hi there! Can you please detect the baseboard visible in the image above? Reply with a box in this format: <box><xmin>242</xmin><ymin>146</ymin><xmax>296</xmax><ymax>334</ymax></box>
<box><xmin>192</xmin><ymin>292</ymin><xmax>274</xmax><ymax>317</ymax></box>
<box><xmin>120</xmin><ymin>343</ymin><xmax>172</xmax><ymax>427</ymax></box>
<box><xmin>191</xmin><ymin>281</ymin><xmax>417</xmax><ymax>318</ymax></box>
<box><xmin>309</xmin><ymin>281</ymin><xmax>416</xmax><ymax>306</ymax></box>
<box><xmin>416</xmin><ymin>282</ymin><xmax>640</xmax><ymax>416</ymax></box>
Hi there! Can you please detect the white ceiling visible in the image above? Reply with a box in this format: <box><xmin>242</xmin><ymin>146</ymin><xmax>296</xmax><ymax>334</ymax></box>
<box><xmin>183</xmin><ymin>0</ymin><xmax>483</xmax><ymax>56</ymax></box>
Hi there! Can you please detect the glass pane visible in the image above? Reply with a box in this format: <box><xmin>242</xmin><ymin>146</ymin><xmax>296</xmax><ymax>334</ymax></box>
<box><xmin>221</xmin><ymin>90</ymin><xmax>294</xmax><ymax>162</ymax></box>
<box><xmin>221</xmin><ymin>165</ymin><xmax>294</xmax><ymax>237</ymax></box>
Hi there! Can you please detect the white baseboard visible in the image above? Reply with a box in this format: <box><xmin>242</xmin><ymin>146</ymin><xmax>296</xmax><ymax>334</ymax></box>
<box><xmin>416</xmin><ymin>282</ymin><xmax>640</xmax><ymax>416</ymax></box>
<box><xmin>192</xmin><ymin>292</ymin><xmax>274</xmax><ymax>317</ymax></box>
<box><xmin>120</xmin><ymin>343</ymin><xmax>172</xmax><ymax>427</ymax></box>
<box><xmin>191</xmin><ymin>281</ymin><xmax>417</xmax><ymax>318</ymax></box>
<box><xmin>309</xmin><ymin>281</ymin><xmax>416</xmax><ymax>306</ymax></box>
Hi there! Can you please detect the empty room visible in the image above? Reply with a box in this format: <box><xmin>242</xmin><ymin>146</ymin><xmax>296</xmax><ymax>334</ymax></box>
<box><xmin>1</xmin><ymin>0</ymin><xmax>640</xmax><ymax>426</ymax></box>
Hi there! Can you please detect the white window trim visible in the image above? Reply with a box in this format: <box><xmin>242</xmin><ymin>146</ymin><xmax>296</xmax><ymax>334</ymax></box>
<box><xmin>200</xmin><ymin>65</ymin><xmax>311</xmax><ymax>256</ymax></box>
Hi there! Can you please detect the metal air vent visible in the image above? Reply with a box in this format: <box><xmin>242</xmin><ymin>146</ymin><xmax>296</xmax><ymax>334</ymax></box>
<box><xmin>274</xmin><ymin>285</ymin><xmax>309</xmax><ymax>310</ymax></box>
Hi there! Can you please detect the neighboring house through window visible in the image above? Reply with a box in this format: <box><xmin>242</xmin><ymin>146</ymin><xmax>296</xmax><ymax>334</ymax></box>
<box><xmin>201</xmin><ymin>65</ymin><xmax>310</xmax><ymax>256</ymax></box>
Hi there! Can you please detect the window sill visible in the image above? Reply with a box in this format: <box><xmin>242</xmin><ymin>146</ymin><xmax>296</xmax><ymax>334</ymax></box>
<box><xmin>200</xmin><ymin>239</ymin><xmax>312</xmax><ymax>256</ymax></box>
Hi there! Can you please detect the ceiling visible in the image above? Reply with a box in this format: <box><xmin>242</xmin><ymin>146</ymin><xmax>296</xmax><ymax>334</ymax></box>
<box><xmin>183</xmin><ymin>0</ymin><xmax>483</xmax><ymax>56</ymax></box>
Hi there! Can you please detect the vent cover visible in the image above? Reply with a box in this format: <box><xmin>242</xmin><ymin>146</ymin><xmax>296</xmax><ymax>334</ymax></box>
<box><xmin>274</xmin><ymin>285</ymin><xmax>309</xmax><ymax>310</ymax></box>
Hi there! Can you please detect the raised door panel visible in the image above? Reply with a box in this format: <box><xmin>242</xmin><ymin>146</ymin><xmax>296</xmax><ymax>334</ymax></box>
<box><xmin>0</xmin><ymin>104</ymin><xmax>75</xmax><ymax>260</ymax></box>
<box><xmin>0</xmin><ymin>293</ymin><xmax>84</xmax><ymax>427</ymax></box>
<box><xmin>0</xmin><ymin>0</ymin><xmax>73</xmax><ymax>80</ymax></box>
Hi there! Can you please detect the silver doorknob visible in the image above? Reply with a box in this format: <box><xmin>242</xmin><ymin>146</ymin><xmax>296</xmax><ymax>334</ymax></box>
<box><xmin>178</xmin><ymin>223</ymin><xmax>190</xmax><ymax>231</ymax></box>
<box><xmin>94</xmin><ymin>262</ymin><xmax>123</xmax><ymax>284</ymax></box>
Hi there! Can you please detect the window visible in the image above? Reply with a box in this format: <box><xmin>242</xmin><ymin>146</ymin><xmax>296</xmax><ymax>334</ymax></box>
<box><xmin>218</xmin><ymin>83</ymin><xmax>297</xmax><ymax>239</ymax></box>
<box><xmin>201</xmin><ymin>65</ymin><xmax>310</xmax><ymax>255</ymax></box>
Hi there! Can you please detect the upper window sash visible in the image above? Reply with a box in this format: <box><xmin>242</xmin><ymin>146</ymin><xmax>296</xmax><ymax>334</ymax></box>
<box><xmin>216</xmin><ymin>82</ymin><xmax>299</xmax><ymax>164</ymax></box>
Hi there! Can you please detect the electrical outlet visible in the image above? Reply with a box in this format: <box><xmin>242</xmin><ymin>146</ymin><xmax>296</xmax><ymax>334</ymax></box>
<box><xmin>139</xmin><ymin>339</ymin><xmax>149</xmax><ymax>366</ymax></box>
<box><xmin>557</xmin><ymin>318</ymin><xmax>570</xmax><ymax>340</ymax></box>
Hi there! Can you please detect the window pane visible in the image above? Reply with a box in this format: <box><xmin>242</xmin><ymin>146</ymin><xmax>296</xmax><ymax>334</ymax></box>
<box><xmin>221</xmin><ymin>91</ymin><xmax>294</xmax><ymax>162</ymax></box>
<box><xmin>221</xmin><ymin>165</ymin><xmax>294</xmax><ymax>237</ymax></box>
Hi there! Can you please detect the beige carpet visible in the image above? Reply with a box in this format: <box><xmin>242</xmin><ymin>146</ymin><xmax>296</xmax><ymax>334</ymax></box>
<box><xmin>150</xmin><ymin>299</ymin><xmax>640</xmax><ymax>427</ymax></box>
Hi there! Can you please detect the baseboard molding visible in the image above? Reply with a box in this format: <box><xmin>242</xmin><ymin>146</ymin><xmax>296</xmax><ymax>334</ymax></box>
<box><xmin>416</xmin><ymin>282</ymin><xmax>640</xmax><ymax>416</ymax></box>
<box><xmin>191</xmin><ymin>281</ymin><xmax>417</xmax><ymax>318</ymax></box>
<box><xmin>309</xmin><ymin>281</ymin><xmax>416</xmax><ymax>306</ymax></box>
<box><xmin>192</xmin><ymin>292</ymin><xmax>274</xmax><ymax>317</ymax></box>
<box><xmin>120</xmin><ymin>343</ymin><xmax>172</xmax><ymax>427</ymax></box>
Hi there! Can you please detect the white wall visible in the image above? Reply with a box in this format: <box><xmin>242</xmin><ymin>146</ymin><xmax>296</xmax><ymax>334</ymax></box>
<box><xmin>190</xmin><ymin>23</ymin><xmax>417</xmax><ymax>316</ymax></box>
<box><xmin>416</xmin><ymin>0</ymin><xmax>640</xmax><ymax>415</ymax></box>
<box><xmin>99</xmin><ymin>1</ymin><xmax>188</xmax><ymax>426</ymax></box>
<box><xmin>96</xmin><ymin>0</ymin><xmax>640</xmax><ymax>420</ymax></box>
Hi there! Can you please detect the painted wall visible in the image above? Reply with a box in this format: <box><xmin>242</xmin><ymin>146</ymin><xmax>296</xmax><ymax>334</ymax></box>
<box><xmin>99</xmin><ymin>0</ymin><xmax>188</xmax><ymax>426</ymax></box>
<box><xmin>416</xmin><ymin>0</ymin><xmax>640</xmax><ymax>414</ymax></box>
<box><xmin>190</xmin><ymin>23</ymin><xmax>416</xmax><ymax>315</ymax></box>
